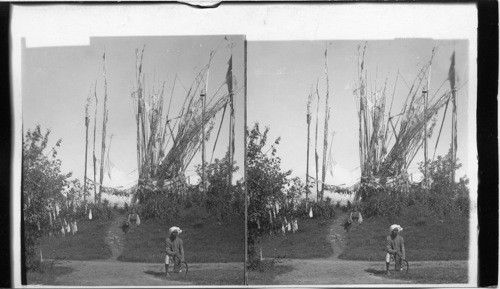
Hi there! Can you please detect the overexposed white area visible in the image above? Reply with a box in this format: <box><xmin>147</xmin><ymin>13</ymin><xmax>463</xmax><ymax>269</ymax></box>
<box><xmin>12</xmin><ymin>3</ymin><xmax>477</xmax><ymax>287</ymax></box>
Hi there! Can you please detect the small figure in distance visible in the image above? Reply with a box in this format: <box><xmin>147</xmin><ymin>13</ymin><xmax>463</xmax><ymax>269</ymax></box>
<box><xmin>385</xmin><ymin>224</ymin><xmax>405</xmax><ymax>275</ymax></box>
<box><xmin>165</xmin><ymin>226</ymin><xmax>184</xmax><ymax>277</ymax></box>
<box><xmin>344</xmin><ymin>204</ymin><xmax>363</xmax><ymax>232</ymax></box>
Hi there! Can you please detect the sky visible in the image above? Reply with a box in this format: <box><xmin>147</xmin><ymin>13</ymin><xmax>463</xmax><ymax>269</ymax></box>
<box><xmin>22</xmin><ymin>35</ymin><xmax>245</xmax><ymax>201</ymax></box>
<box><xmin>247</xmin><ymin>39</ymin><xmax>469</xmax><ymax>200</ymax></box>
<box><xmin>22</xmin><ymin>37</ymin><xmax>470</xmax><ymax>204</ymax></box>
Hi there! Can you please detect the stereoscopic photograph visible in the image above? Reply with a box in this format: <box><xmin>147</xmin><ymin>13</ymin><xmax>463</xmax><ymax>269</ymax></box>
<box><xmin>246</xmin><ymin>39</ymin><xmax>470</xmax><ymax>285</ymax></box>
<box><xmin>12</xmin><ymin>3</ymin><xmax>478</xmax><ymax>288</ymax></box>
<box><xmin>20</xmin><ymin>34</ymin><xmax>246</xmax><ymax>286</ymax></box>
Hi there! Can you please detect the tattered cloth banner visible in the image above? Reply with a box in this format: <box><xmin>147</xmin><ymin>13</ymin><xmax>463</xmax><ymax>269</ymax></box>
<box><xmin>65</xmin><ymin>219</ymin><xmax>70</xmax><ymax>233</ymax></box>
<box><xmin>71</xmin><ymin>221</ymin><xmax>78</xmax><ymax>234</ymax></box>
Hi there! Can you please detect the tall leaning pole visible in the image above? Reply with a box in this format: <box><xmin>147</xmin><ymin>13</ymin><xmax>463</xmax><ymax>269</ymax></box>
<box><xmin>306</xmin><ymin>91</ymin><xmax>312</xmax><ymax>207</ymax></box>
<box><xmin>201</xmin><ymin>88</ymin><xmax>207</xmax><ymax>194</ymax></box>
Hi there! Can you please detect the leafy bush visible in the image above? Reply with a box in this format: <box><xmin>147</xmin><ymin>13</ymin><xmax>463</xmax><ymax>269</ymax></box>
<box><xmin>296</xmin><ymin>199</ymin><xmax>336</xmax><ymax>219</ymax></box>
<box><xmin>22</xmin><ymin>125</ymin><xmax>72</xmax><ymax>269</ymax></box>
<box><xmin>89</xmin><ymin>203</ymin><xmax>112</xmax><ymax>220</ymax></box>
<box><xmin>139</xmin><ymin>190</ymin><xmax>184</xmax><ymax>221</ymax></box>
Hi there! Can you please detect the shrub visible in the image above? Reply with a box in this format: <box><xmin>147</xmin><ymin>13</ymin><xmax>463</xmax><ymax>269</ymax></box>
<box><xmin>295</xmin><ymin>199</ymin><xmax>336</xmax><ymax>219</ymax></box>
<box><xmin>89</xmin><ymin>203</ymin><xmax>112</xmax><ymax>220</ymax></box>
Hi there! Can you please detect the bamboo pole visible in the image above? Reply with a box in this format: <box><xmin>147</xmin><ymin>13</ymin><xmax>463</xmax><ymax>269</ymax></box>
<box><xmin>450</xmin><ymin>51</ymin><xmax>457</xmax><ymax>189</ymax></box>
<box><xmin>201</xmin><ymin>88</ymin><xmax>207</xmax><ymax>193</ymax></box>
<box><xmin>98</xmin><ymin>52</ymin><xmax>109</xmax><ymax>204</ymax></box>
<box><xmin>306</xmin><ymin>90</ymin><xmax>312</xmax><ymax>206</ymax></box>
<box><xmin>314</xmin><ymin>80</ymin><xmax>320</xmax><ymax>201</ymax></box>
<box><xmin>320</xmin><ymin>45</ymin><xmax>330</xmax><ymax>201</ymax></box>
<box><xmin>92</xmin><ymin>82</ymin><xmax>98</xmax><ymax>203</ymax></box>
<box><xmin>84</xmin><ymin>92</ymin><xmax>90</xmax><ymax>204</ymax></box>
<box><xmin>228</xmin><ymin>55</ymin><xmax>234</xmax><ymax>193</ymax></box>
<box><xmin>424</xmin><ymin>51</ymin><xmax>434</xmax><ymax>191</ymax></box>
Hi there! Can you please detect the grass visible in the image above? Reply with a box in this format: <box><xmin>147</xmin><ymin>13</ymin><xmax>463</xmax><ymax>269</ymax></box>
<box><xmin>247</xmin><ymin>263</ymin><xmax>295</xmax><ymax>285</ymax></box>
<box><xmin>37</xmin><ymin>216</ymin><xmax>113</xmax><ymax>260</ymax></box>
<box><xmin>367</xmin><ymin>261</ymin><xmax>468</xmax><ymax>284</ymax></box>
<box><xmin>390</xmin><ymin>265</ymin><xmax>468</xmax><ymax>283</ymax></box>
<box><xmin>118</xmin><ymin>215</ymin><xmax>245</xmax><ymax>263</ymax></box>
<box><xmin>26</xmin><ymin>260</ymin><xmax>74</xmax><ymax>285</ymax></box>
<box><xmin>258</xmin><ymin>218</ymin><xmax>333</xmax><ymax>259</ymax></box>
<box><xmin>339</xmin><ymin>215</ymin><xmax>469</xmax><ymax>261</ymax></box>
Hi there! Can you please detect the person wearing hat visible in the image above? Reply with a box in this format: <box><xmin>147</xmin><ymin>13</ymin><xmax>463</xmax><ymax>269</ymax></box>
<box><xmin>165</xmin><ymin>226</ymin><xmax>184</xmax><ymax>277</ymax></box>
<box><xmin>385</xmin><ymin>224</ymin><xmax>405</xmax><ymax>275</ymax></box>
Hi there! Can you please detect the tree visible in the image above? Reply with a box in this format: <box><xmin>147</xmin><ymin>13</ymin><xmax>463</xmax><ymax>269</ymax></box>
<box><xmin>196</xmin><ymin>152</ymin><xmax>240</xmax><ymax>220</ymax></box>
<box><xmin>419</xmin><ymin>148</ymin><xmax>470</xmax><ymax>199</ymax></box>
<box><xmin>246</xmin><ymin>123</ymin><xmax>291</xmax><ymax>266</ymax></box>
<box><xmin>23</xmin><ymin>125</ymin><xmax>71</xmax><ymax>268</ymax></box>
<box><xmin>418</xmin><ymin>148</ymin><xmax>470</xmax><ymax>217</ymax></box>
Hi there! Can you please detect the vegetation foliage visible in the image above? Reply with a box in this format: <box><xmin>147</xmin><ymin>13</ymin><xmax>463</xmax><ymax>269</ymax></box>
<box><xmin>246</xmin><ymin>123</ymin><xmax>337</xmax><ymax>270</ymax></box>
<box><xmin>23</xmin><ymin>125</ymin><xmax>114</xmax><ymax>270</ymax></box>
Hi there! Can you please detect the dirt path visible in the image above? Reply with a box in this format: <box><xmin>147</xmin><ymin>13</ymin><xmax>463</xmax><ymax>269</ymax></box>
<box><xmin>326</xmin><ymin>212</ymin><xmax>349</xmax><ymax>259</ymax></box>
<box><xmin>105</xmin><ymin>212</ymin><xmax>128</xmax><ymax>261</ymax></box>
<box><xmin>52</xmin><ymin>260</ymin><xmax>193</xmax><ymax>286</ymax></box>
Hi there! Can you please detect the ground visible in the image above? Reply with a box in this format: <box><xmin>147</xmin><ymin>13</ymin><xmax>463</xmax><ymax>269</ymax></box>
<box><xmin>29</xmin><ymin>211</ymin><xmax>468</xmax><ymax>286</ymax></box>
<box><xmin>247</xmin><ymin>211</ymin><xmax>469</xmax><ymax>285</ymax></box>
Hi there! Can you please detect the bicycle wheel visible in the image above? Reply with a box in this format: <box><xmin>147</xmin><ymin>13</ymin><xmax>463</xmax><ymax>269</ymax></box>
<box><xmin>400</xmin><ymin>260</ymin><xmax>409</xmax><ymax>275</ymax></box>
<box><xmin>179</xmin><ymin>261</ymin><xmax>188</xmax><ymax>278</ymax></box>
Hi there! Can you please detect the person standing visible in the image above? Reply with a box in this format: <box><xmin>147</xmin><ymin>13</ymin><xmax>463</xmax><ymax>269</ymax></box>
<box><xmin>385</xmin><ymin>224</ymin><xmax>405</xmax><ymax>275</ymax></box>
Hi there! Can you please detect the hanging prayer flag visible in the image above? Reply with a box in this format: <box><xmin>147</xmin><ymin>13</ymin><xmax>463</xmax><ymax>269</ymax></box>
<box><xmin>226</xmin><ymin>56</ymin><xmax>233</xmax><ymax>94</ymax></box>
<box><xmin>448</xmin><ymin>51</ymin><xmax>456</xmax><ymax>90</ymax></box>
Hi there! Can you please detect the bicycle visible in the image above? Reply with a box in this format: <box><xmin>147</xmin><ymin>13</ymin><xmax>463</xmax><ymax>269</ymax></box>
<box><xmin>166</xmin><ymin>255</ymin><xmax>188</xmax><ymax>278</ymax></box>
<box><xmin>389</xmin><ymin>253</ymin><xmax>409</xmax><ymax>275</ymax></box>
